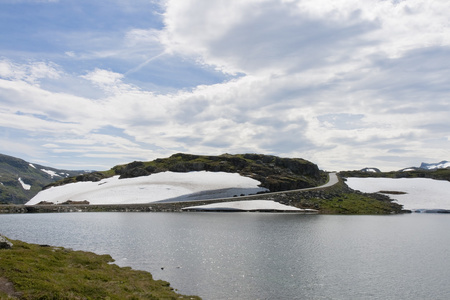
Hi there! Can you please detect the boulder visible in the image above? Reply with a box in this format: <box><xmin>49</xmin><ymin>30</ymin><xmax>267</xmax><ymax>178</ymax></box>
<box><xmin>0</xmin><ymin>235</ymin><xmax>13</xmax><ymax>249</ymax></box>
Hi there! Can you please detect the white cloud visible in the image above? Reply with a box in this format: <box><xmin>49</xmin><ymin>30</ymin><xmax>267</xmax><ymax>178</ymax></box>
<box><xmin>0</xmin><ymin>1</ymin><xmax>449</xmax><ymax>171</ymax></box>
<box><xmin>81</xmin><ymin>68</ymin><xmax>123</xmax><ymax>84</ymax></box>
<box><xmin>0</xmin><ymin>59</ymin><xmax>61</xmax><ymax>85</ymax></box>
<box><xmin>161</xmin><ymin>0</ymin><xmax>450</xmax><ymax>76</ymax></box>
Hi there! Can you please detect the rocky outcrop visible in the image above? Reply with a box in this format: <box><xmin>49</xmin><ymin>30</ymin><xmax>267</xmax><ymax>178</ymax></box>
<box><xmin>43</xmin><ymin>153</ymin><xmax>325</xmax><ymax>195</ymax></box>
<box><xmin>111</xmin><ymin>153</ymin><xmax>324</xmax><ymax>192</ymax></box>
<box><xmin>60</xmin><ymin>200</ymin><xmax>90</xmax><ymax>205</ymax></box>
<box><xmin>44</xmin><ymin>172</ymin><xmax>109</xmax><ymax>189</ymax></box>
<box><xmin>0</xmin><ymin>235</ymin><xmax>12</xmax><ymax>249</ymax></box>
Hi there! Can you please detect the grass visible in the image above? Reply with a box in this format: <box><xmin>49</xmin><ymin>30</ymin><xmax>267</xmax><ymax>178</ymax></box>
<box><xmin>313</xmin><ymin>192</ymin><xmax>403</xmax><ymax>214</ymax></box>
<box><xmin>0</xmin><ymin>238</ymin><xmax>201</xmax><ymax>300</ymax></box>
<box><xmin>273</xmin><ymin>177</ymin><xmax>406</xmax><ymax>214</ymax></box>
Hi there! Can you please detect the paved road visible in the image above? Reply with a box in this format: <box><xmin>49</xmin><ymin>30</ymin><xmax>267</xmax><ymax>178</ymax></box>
<box><xmin>303</xmin><ymin>172</ymin><xmax>338</xmax><ymax>190</ymax></box>
<box><xmin>267</xmin><ymin>172</ymin><xmax>338</xmax><ymax>195</ymax></box>
<box><xmin>195</xmin><ymin>172</ymin><xmax>340</xmax><ymax>202</ymax></box>
<box><xmin>154</xmin><ymin>172</ymin><xmax>340</xmax><ymax>204</ymax></box>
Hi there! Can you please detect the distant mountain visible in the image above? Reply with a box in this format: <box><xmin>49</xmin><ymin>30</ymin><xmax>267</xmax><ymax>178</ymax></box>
<box><xmin>419</xmin><ymin>161</ymin><xmax>450</xmax><ymax>170</ymax></box>
<box><xmin>0</xmin><ymin>153</ymin><xmax>89</xmax><ymax>204</ymax></box>
<box><xmin>400</xmin><ymin>161</ymin><xmax>450</xmax><ymax>172</ymax></box>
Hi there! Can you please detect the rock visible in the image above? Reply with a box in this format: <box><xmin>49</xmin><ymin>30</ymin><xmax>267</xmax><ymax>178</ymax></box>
<box><xmin>0</xmin><ymin>235</ymin><xmax>13</xmax><ymax>249</ymax></box>
<box><xmin>60</xmin><ymin>200</ymin><xmax>90</xmax><ymax>205</ymax></box>
<box><xmin>36</xmin><ymin>201</ymin><xmax>54</xmax><ymax>205</ymax></box>
<box><xmin>76</xmin><ymin>172</ymin><xmax>108</xmax><ymax>182</ymax></box>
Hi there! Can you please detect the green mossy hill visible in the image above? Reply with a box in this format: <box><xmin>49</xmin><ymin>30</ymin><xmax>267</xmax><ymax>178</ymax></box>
<box><xmin>47</xmin><ymin>153</ymin><xmax>326</xmax><ymax>192</ymax></box>
<box><xmin>0</xmin><ymin>237</ymin><xmax>200</xmax><ymax>300</ymax></box>
<box><xmin>339</xmin><ymin>168</ymin><xmax>450</xmax><ymax>182</ymax></box>
<box><xmin>0</xmin><ymin>154</ymin><xmax>86</xmax><ymax>204</ymax></box>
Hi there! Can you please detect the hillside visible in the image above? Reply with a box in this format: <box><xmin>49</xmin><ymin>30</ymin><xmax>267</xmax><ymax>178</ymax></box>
<box><xmin>0</xmin><ymin>154</ymin><xmax>88</xmax><ymax>204</ymax></box>
<box><xmin>47</xmin><ymin>153</ymin><xmax>326</xmax><ymax>192</ymax></box>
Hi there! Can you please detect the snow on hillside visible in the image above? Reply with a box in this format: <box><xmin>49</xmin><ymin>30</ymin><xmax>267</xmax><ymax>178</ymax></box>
<box><xmin>346</xmin><ymin>177</ymin><xmax>450</xmax><ymax>210</ymax></box>
<box><xmin>40</xmin><ymin>169</ymin><xmax>61</xmax><ymax>178</ymax></box>
<box><xmin>18</xmin><ymin>177</ymin><xmax>31</xmax><ymax>190</ymax></box>
<box><xmin>26</xmin><ymin>171</ymin><xmax>269</xmax><ymax>205</ymax></box>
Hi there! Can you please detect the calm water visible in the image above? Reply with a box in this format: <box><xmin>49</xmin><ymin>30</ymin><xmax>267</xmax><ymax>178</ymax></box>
<box><xmin>1</xmin><ymin>212</ymin><xmax>449</xmax><ymax>300</ymax></box>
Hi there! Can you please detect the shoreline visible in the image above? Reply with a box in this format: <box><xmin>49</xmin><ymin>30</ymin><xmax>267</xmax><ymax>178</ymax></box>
<box><xmin>0</xmin><ymin>235</ymin><xmax>201</xmax><ymax>299</ymax></box>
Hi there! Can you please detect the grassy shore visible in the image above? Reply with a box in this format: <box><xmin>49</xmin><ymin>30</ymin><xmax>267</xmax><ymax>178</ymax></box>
<box><xmin>0</xmin><ymin>237</ymin><xmax>200</xmax><ymax>299</ymax></box>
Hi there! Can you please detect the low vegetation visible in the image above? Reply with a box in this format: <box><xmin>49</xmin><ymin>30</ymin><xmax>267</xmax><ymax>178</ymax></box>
<box><xmin>0</xmin><ymin>238</ymin><xmax>200</xmax><ymax>300</ymax></box>
<box><xmin>313</xmin><ymin>192</ymin><xmax>404</xmax><ymax>214</ymax></box>
<box><xmin>339</xmin><ymin>168</ymin><xmax>450</xmax><ymax>182</ymax></box>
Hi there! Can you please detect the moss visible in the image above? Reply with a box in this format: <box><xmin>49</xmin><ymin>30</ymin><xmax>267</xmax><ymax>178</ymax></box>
<box><xmin>317</xmin><ymin>193</ymin><xmax>401</xmax><ymax>214</ymax></box>
<box><xmin>0</xmin><ymin>239</ymin><xmax>201</xmax><ymax>299</ymax></box>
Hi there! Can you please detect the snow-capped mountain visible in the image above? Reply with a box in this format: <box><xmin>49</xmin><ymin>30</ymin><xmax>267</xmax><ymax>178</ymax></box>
<box><xmin>400</xmin><ymin>161</ymin><xmax>450</xmax><ymax>172</ymax></box>
<box><xmin>419</xmin><ymin>161</ymin><xmax>450</xmax><ymax>170</ymax></box>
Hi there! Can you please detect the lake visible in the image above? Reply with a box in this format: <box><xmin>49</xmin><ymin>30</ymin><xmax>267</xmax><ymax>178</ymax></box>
<box><xmin>1</xmin><ymin>212</ymin><xmax>449</xmax><ymax>300</ymax></box>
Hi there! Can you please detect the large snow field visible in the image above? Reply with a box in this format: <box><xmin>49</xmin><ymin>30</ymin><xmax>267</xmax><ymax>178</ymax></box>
<box><xmin>26</xmin><ymin>171</ymin><xmax>269</xmax><ymax>205</ymax></box>
<box><xmin>345</xmin><ymin>177</ymin><xmax>450</xmax><ymax>210</ymax></box>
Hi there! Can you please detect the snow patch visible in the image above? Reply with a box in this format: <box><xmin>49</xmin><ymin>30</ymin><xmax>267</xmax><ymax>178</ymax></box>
<box><xmin>346</xmin><ymin>177</ymin><xmax>450</xmax><ymax>210</ymax></box>
<box><xmin>29</xmin><ymin>163</ymin><xmax>36</xmax><ymax>169</ymax></box>
<box><xmin>40</xmin><ymin>169</ymin><xmax>61</xmax><ymax>178</ymax></box>
<box><xmin>18</xmin><ymin>177</ymin><xmax>31</xmax><ymax>190</ymax></box>
<box><xmin>26</xmin><ymin>171</ymin><xmax>268</xmax><ymax>205</ymax></box>
<box><xmin>182</xmin><ymin>200</ymin><xmax>317</xmax><ymax>212</ymax></box>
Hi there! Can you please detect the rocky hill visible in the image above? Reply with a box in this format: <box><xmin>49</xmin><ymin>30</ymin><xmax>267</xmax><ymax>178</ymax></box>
<box><xmin>47</xmin><ymin>153</ymin><xmax>326</xmax><ymax>192</ymax></box>
<box><xmin>0</xmin><ymin>154</ymin><xmax>88</xmax><ymax>204</ymax></box>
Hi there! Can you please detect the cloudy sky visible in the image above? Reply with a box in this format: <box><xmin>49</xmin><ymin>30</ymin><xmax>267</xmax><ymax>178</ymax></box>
<box><xmin>1</xmin><ymin>0</ymin><xmax>449</xmax><ymax>171</ymax></box>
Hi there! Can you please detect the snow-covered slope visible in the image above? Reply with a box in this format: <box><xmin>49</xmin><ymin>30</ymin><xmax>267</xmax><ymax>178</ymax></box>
<box><xmin>26</xmin><ymin>171</ymin><xmax>269</xmax><ymax>205</ymax></box>
<box><xmin>346</xmin><ymin>177</ymin><xmax>450</xmax><ymax>210</ymax></box>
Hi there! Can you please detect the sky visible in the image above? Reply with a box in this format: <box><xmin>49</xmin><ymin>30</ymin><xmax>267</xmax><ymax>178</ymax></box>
<box><xmin>0</xmin><ymin>0</ymin><xmax>449</xmax><ymax>172</ymax></box>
